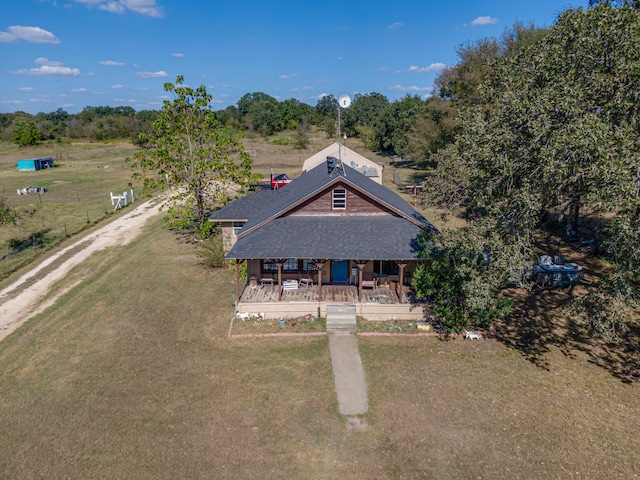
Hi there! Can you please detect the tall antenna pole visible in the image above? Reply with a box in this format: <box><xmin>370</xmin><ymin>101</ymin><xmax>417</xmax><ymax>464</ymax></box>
<box><xmin>338</xmin><ymin>105</ymin><xmax>342</xmax><ymax>162</ymax></box>
<box><xmin>337</xmin><ymin>94</ymin><xmax>351</xmax><ymax>165</ymax></box>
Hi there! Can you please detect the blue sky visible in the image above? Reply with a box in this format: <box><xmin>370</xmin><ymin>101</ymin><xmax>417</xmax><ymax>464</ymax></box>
<box><xmin>1</xmin><ymin>0</ymin><xmax>583</xmax><ymax>115</ymax></box>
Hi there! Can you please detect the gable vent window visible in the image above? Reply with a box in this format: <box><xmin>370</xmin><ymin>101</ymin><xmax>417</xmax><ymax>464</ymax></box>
<box><xmin>332</xmin><ymin>189</ymin><xmax>346</xmax><ymax>210</ymax></box>
<box><xmin>232</xmin><ymin>221</ymin><xmax>245</xmax><ymax>236</ymax></box>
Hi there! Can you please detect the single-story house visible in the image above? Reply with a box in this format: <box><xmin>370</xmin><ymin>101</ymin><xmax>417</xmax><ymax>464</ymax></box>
<box><xmin>17</xmin><ymin>157</ymin><xmax>54</xmax><ymax>172</ymax></box>
<box><xmin>209</xmin><ymin>156</ymin><xmax>439</xmax><ymax>320</ymax></box>
<box><xmin>301</xmin><ymin>143</ymin><xmax>382</xmax><ymax>184</ymax></box>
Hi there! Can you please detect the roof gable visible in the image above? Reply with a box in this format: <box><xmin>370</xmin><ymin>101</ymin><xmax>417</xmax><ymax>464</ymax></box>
<box><xmin>214</xmin><ymin>159</ymin><xmax>439</xmax><ymax>238</ymax></box>
<box><xmin>301</xmin><ymin>143</ymin><xmax>381</xmax><ymax>181</ymax></box>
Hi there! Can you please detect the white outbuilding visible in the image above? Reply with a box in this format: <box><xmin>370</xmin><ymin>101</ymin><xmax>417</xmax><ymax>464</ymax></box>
<box><xmin>301</xmin><ymin>143</ymin><xmax>382</xmax><ymax>184</ymax></box>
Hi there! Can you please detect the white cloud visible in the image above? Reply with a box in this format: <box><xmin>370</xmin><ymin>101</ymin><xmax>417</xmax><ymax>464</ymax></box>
<box><xmin>16</xmin><ymin>65</ymin><xmax>81</xmax><ymax>76</ymax></box>
<box><xmin>291</xmin><ymin>86</ymin><xmax>313</xmax><ymax>92</ymax></box>
<box><xmin>0</xmin><ymin>26</ymin><xmax>60</xmax><ymax>44</ymax></box>
<box><xmin>388</xmin><ymin>85</ymin><xmax>432</xmax><ymax>93</ymax></box>
<box><xmin>71</xmin><ymin>88</ymin><xmax>88</xmax><ymax>93</ymax></box>
<box><xmin>35</xmin><ymin>57</ymin><xmax>63</xmax><ymax>66</ymax></box>
<box><xmin>13</xmin><ymin>58</ymin><xmax>80</xmax><ymax>76</ymax></box>
<box><xmin>471</xmin><ymin>16</ymin><xmax>498</xmax><ymax>26</ymax></box>
<box><xmin>279</xmin><ymin>74</ymin><xmax>298</xmax><ymax>79</ymax></box>
<box><xmin>18</xmin><ymin>87</ymin><xmax>34</xmax><ymax>92</ymax></box>
<box><xmin>388</xmin><ymin>22</ymin><xmax>404</xmax><ymax>30</ymax></box>
<box><xmin>100</xmin><ymin>1</ymin><xmax>125</xmax><ymax>13</ymax></box>
<box><xmin>171</xmin><ymin>52</ymin><xmax>184</xmax><ymax>58</ymax></box>
<box><xmin>407</xmin><ymin>63</ymin><xmax>447</xmax><ymax>73</ymax></box>
<box><xmin>70</xmin><ymin>0</ymin><xmax>163</xmax><ymax>17</ymax></box>
<box><xmin>112</xmin><ymin>84</ymin><xmax>125</xmax><ymax>89</ymax></box>
<box><xmin>136</xmin><ymin>70</ymin><xmax>168</xmax><ymax>78</ymax></box>
<box><xmin>100</xmin><ymin>60</ymin><xmax>126</xmax><ymax>66</ymax></box>
<box><xmin>29</xmin><ymin>97</ymin><xmax>53</xmax><ymax>104</ymax></box>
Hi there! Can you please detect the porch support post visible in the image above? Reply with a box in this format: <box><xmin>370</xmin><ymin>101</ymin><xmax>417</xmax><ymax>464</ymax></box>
<box><xmin>276</xmin><ymin>261</ymin><xmax>284</xmax><ymax>301</ymax></box>
<box><xmin>235</xmin><ymin>261</ymin><xmax>241</xmax><ymax>307</ymax></box>
<box><xmin>314</xmin><ymin>260</ymin><xmax>326</xmax><ymax>302</ymax></box>
<box><xmin>356</xmin><ymin>262</ymin><xmax>367</xmax><ymax>303</ymax></box>
<box><xmin>396</xmin><ymin>262</ymin><xmax>407</xmax><ymax>303</ymax></box>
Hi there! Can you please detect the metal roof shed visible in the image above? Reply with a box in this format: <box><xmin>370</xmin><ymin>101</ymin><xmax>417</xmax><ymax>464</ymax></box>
<box><xmin>17</xmin><ymin>157</ymin><xmax>54</xmax><ymax>172</ymax></box>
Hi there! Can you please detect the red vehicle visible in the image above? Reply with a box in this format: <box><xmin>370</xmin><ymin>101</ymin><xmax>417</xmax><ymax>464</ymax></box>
<box><xmin>270</xmin><ymin>173</ymin><xmax>292</xmax><ymax>190</ymax></box>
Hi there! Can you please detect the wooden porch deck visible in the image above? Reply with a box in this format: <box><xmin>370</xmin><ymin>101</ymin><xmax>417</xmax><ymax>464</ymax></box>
<box><xmin>239</xmin><ymin>284</ymin><xmax>409</xmax><ymax>304</ymax></box>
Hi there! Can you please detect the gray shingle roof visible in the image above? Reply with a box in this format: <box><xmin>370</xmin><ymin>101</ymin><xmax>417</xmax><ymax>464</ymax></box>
<box><xmin>208</xmin><ymin>188</ymin><xmax>295</xmax><ymax>221</ymax></box>
<box><xmin>226</xmin><ymin>215</ymin><xmax>432</xmax><ymax>260</ymax></box>
<box><xmin>209</xmin><ymin>159</ymin><xmax>439</xmax><ymax>236</ymax></box>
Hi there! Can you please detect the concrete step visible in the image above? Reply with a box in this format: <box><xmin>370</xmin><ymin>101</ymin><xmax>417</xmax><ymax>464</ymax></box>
<box><xmin>327</xmin><ymin>323</ymin><xmax>356</xmax><ymax>334</ymax></box>
<box><xmin>326</xmin><ymin>303</ymin><xmax>357</xmax><ymax>335</ymax></box>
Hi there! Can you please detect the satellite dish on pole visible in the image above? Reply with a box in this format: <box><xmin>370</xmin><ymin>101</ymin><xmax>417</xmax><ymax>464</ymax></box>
<box><xmin>339</xmin><ymin>94</ymin><xmax>351</xmax><ymax>108</ymax></box>
<box><xmin>337</xmin><ymin>94</ymin><xmax>351</xmax><ymax>169</ymax></box>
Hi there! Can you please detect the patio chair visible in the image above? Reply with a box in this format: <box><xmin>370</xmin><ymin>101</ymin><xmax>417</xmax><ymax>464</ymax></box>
<box><xmin>299</xmin><ymin>276</ymin><xmax>313</xmax><ymax>288</ymax></box>
<box><xmin>361</xmin><ymin>271</ymin><xmax>377</xmax><ymax>290</ymax></box>
<box><xmin>539</xmin><ymin>255</ymin><xmax>553</xmax><ymax>265</ymax></box>
<box><xmin>553</xmin><ymin>255</ymin><xmax>565</xmax><ymax>265</ymax></box>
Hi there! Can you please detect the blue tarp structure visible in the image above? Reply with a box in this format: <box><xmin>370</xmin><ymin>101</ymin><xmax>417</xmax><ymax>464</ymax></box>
<box><xmin>17</xmin><ymin>157</ymin><xmax>54</xmax><ymax>172</ymax></box>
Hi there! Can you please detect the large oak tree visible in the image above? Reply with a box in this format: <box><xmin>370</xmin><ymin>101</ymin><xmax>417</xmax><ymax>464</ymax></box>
<box><xmin>420</xmin><ymin>4</ymin><xmax>640</xmax><ymax>339</ymax></box>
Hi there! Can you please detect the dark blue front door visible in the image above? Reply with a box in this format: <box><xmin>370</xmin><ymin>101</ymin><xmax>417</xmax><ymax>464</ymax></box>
<box><xmin>331</xmin><ymin>260</ymin><xmax>348</xmax><ymax>284</ymax></box>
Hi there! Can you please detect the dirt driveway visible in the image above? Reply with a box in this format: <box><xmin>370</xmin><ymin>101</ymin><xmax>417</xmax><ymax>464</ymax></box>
<box><xmin>0</xmin><ymin>199</ymin><xmax>163</xmax><ymax>343</ymax></box>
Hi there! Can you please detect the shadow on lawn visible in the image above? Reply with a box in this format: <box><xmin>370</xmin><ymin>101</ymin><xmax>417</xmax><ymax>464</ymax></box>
<box><xmin>2</xmin><ymin>229</ymin><xmax>53</xmax><ymax>260</ymax></box>
<box><xmin>493</xmin><ymin>226</ymin><xmax>640</xmax><ymax>383</ymax></box>
<box><xmin>494</xmin><ymin>283</ymin><xmax>640</xmax><ymax>383</ymax></box>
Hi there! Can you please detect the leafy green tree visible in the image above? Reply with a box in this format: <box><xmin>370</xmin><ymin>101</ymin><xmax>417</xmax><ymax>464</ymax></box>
<box><xmin>293</xmin><ymin>118</ymin><xmax>311</xmax><ymax>149</ymax></box>
<box><xmin>0</xmin><ymin>194</ymin><xmax>19</xmax><ymax>225</ymax></box>
<box><xmin>435</xmin><ymin>22</ymin><xmax>543</xmax><ymax>106</ymax></box>
<box><xmin>424</xmin><ymin>4</ymin><xmax>640</xmax><ymax>340</ymax></box>
<box><xmin>412</xmin><ymin>224</ymin><xmax>513</xmax><ymax>332</ymax></box>
<box><xmin>315</xmin><ymin>94</ymin><xmax>338</xmax><ymax>117</ymax></box>
<box><xmin>12</xmin><ymin>116</ymin><xmax>41</xmax><ymax>146</ymax></box>
<box><xmin>341</xmin><ymin>92</ymin><xmax>389</xmax><ymax>140</ymax></box>
<box><xmin>279</xmin><ymin>98</ymin><xmax>315</xmax><ymax>130</ymax></box>
<box><xmin>237</xmin><ymin>92</ymin><xmax>278</xmax><ymax>116</ymax></box>
<box><xmin>130</xmin><ymin>76</ymin><xmax>257</xmax><ymax>237</ymax></box>
<box><xmin>248</xmin><ymin>99</ymin><xmax>280</xmax><ymax>136</ymax></box>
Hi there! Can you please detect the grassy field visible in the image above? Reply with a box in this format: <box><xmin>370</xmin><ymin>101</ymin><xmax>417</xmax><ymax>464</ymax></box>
<box><xmin>0</xmin><ymin>141</ymin><xmax>140</xmax><ymax>279</ymax></box>
<box><xmin>0</xmin><ymin>215</ymin><xmax>639</xmax><ymax>479</ymax></box>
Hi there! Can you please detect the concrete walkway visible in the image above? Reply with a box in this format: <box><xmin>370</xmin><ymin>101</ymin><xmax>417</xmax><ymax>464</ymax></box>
<box><xmin>328</xmin><ymin>334</ymin><xmax>369</xmax><ymax>417</ymax></box>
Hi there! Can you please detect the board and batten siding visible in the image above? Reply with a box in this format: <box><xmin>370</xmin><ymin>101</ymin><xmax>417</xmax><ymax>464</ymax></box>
<box><xmin>288</xmin><ymin>182</ymin><xmax>395</xmax><ymax>216</ymax></box>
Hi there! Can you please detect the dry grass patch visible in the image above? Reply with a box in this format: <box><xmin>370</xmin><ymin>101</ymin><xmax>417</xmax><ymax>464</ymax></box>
<box><xmin>360</xmin><ymin>335</ymin><xmax>640</xmax><ymax>479</ymax></box>
<box><xmin>2</xmin><ymin>139</ymin><xmax>639</xmax><ymax>479</ymax></box>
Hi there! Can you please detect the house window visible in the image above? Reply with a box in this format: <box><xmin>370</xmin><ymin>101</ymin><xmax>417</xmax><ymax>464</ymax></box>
<box><xmin>373</xmin><ymin>261</ymin><xmax>400</xmax><ymax>276</ymax></box>
<box><xmin>332</xmin><ymin>189</ymin><xmax>346</xmax><ymax>209</ymax></box>
<box><xmin>261</xmin><ymin>259</ymin><xmax>318</xmax><ymax>274</ymax></box>
<box><xmin>232</xmin><ymin>221</ymin><xmax>244</xmax><ymax>236</ymax></box>
<box><xmin>262</xmin><ymin>260</ymin><xmax>278</xmax><ymax>272</ymax></box>
<box><xmin>282</xmin><ymin>259</ymin><xmax>299</xmax><ymax>271</ymax></box>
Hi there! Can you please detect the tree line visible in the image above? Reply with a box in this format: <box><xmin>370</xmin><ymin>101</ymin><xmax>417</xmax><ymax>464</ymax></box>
<box><xmin>1</xmin><ymin>89</ymin><xmax>456</xmax><ymax>162</ymax></box>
